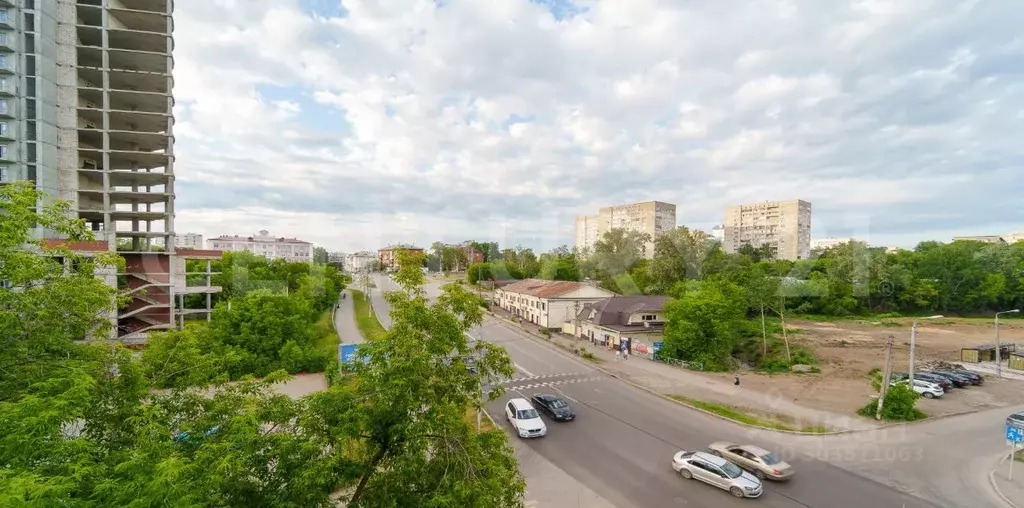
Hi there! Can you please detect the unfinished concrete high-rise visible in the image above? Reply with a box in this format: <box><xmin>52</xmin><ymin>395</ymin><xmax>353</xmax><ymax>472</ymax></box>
<box><xmin>724</xmin><ymin>199</ymin><xmax>812</xmax><ymax>261</ymax></box>
<box><xmin>2</xmin><ymin>0</ymin><xmax>220</xmax><ymax>342</ymax></box>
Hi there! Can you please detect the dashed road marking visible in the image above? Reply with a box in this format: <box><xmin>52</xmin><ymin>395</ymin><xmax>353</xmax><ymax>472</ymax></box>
<box><xmin>506</xmin><ymin>376</ymin><xmax>604</xmax><ymax>391</ymax></box>
<box><xmin>513</xmin><ymin>363</ymin><xmax>535</xmax><ymax>377</ymax></box>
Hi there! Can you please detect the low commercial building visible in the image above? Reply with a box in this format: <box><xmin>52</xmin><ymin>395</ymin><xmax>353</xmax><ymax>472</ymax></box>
<box><xmin>570</xmin><ymin>295</ymin><xmax>670</xmax><ymax>354</ymax></box>
<box><xmin>494</xmin><ymin>279</ymin><xmax>615</xmax><ymax>328</ymax></box>
<box><xmin>810</xmin><ymin>237</ymin><xmax>852</xmax><ymax>251</ymax></box>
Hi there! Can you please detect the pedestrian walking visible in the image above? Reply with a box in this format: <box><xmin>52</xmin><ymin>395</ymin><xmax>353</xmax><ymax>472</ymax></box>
<box><xmin>615</xmin><ymin>350</ymin><xmax>621</xmax><ymax>361</ymax></box>
<box><xmin>734</xmin><ymin>375</ymin><xmax>740</xmax><ymax>386</ymax></box>
<box><xmin>622</xmin><ymin>348</ymin><xmax>629</xmax><ymax>361</ymax></box>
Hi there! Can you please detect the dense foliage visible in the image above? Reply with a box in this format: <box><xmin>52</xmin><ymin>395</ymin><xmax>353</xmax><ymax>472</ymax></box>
<box><xmin>858</xmin><ymin>383</ymin><xmax>927</xmax><ymax>421</ymax></box>
<box><xmin>149</xmin><ymin>251</ymin><xmax>348</xmax><ymax>386</ymax></box>
<box><xmin>0</xmin><ymin>183</ymin><xmax>525</xmax><ymax>507</ymax></box>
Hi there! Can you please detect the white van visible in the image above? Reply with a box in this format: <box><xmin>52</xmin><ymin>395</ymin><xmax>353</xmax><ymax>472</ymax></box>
<box><xmin>505</xmin><ymin>398</ymin><xmax>547</xmax><ymax>438</ymax></box>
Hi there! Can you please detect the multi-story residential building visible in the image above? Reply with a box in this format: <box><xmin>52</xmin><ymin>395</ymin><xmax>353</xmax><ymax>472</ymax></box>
<box><xmin>5</xmin><ymin>0</ymin><xmax>221</xmax><ymax>342</ymax></box>
<box><xmin>327</xmin><ymin>251</ymin><xmax>345</xmax><ymax>264</ymax></box>
<box><xmin>378</xmin><ymin>245</ymin><xmax>424</xmax><ymax>270</ymax></box>
<box><xmin>811</xmin><ymin>237</ymin><xmax>852</xmax><ymax>251</ymax></box>
<box><xmin>574</xmin><ymin>201</ymin><xmax>677</xmax><ymax>257</ymax></box>
<box><xmin>207</xmin><ymin>230</ymin><xmax>314</xmax><ymax>262</ymax></box>
<box><xmin>724</xmin><ymin>200</ymin><xmax>812</xmax><ymax>261</ymax></box>
<box><xmin>711</xmin><ymin>224</ymin><xmax>725</xmax><ymax>243</ymax></box>
<box><xmin>174</xmin><ymin>232</ymin><xmax>203</xmax><ymax>249</ymax></box>
<box><xmin>494</xmin><ymin>279</ymin><xmax>616</xmax><ymax>328</ymax></box>
<box><xmin>344</xmin><ymin>251</ymin><xmax>377</xmax><ymax>273</ymax></box>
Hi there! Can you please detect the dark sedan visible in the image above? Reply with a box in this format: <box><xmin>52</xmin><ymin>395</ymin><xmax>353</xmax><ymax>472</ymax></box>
<box><xmin>942</xmin><ymin>368</ymin><xmax>983</xmax><ymax>385</ymax></box>
<box><xmin>531</xmin><ymin>393</ymin><xmax>575</xmax><ymax>421</ymax></box>
<box><xmin>923</xmin><ymin>370</ymin><xmax>971</xmax><ymax>388</ymax></box>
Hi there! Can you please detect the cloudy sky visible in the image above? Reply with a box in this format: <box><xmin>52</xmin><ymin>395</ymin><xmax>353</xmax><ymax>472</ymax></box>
<box><xmin>171</xmin><ymin>0</ymin><xmax>1024</xmax><ymax>253</ymax></box>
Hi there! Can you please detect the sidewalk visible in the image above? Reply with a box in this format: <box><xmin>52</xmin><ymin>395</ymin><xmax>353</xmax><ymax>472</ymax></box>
<box><xmin>992</xmin><ymin>452</ymin><xmax>1024</xmax><ymax>508</ymax></box>
<box><xmin>335</xmin><ymin>289</ymin><xmax>367</xmax><ymax>344</ymax></box>
<box><xmin>486</xmin><ymin>307</ymin><xmax>879</xmax><ymax>432</ymax></box>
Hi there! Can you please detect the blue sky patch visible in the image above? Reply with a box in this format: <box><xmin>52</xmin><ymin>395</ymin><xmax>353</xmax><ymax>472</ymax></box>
<box><xmin>298</xmin><ymin>0</ymin><xmax>348</xmax><ymax>18</ymax></box>
<box><xmin>256</xmin><ymin>84</ymin><xmax>351</xmax><ymax>135</ymax></box>
<box><xmin>529</xmin><ymin>0</ymin><xmax>588</xmax><ymax>21</ymax></box>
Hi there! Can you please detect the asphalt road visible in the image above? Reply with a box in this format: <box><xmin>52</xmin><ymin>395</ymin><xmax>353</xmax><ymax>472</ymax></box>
<box><xmin>365</xmin><ymin>275</ymin><xmax>961</xmax><ymax>507</ymax></box>
<box><xmin>475</xmin><ymin>319</ymin><xmax>942</xmax><ymax>508</ymax></box>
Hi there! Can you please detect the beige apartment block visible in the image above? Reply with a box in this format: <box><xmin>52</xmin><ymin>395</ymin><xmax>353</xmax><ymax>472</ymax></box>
<box><xmin>574</xmin><ymin>201</ymin><xmax>676</xmax><ymax>257</ymax></box>
<box><xmin>724</xmin><ymin>199</ymin><xmax>812</xmax><ymax>261</ymax></box>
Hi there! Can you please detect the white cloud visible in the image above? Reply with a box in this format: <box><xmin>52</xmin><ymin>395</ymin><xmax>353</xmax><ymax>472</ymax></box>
<box><xmin>170</xmin><ymin>0</ymin><xmax>1024</xmax><ymax>252</ymax></box>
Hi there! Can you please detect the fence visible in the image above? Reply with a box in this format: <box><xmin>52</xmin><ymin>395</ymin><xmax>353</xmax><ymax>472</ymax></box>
<box><xmin>649</xmin><ymin>355</ymin><xmax>703</xmax><ymax>372</ymax></box>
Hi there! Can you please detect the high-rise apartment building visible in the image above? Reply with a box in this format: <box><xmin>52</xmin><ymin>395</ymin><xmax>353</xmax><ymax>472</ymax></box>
<box><xmin>724</xmin><ymin>199</ymin><xmax>812</xmax><ymax>260</ymax></box>
<box><xmin>574</xmin><ymin>201</ymin><xmax>676</xmax><ymax>258</ymax></box>
<box><xmin>4</xmin><ymin>0</ymin><xmax>220</xmax><ymax>342</ymax></box>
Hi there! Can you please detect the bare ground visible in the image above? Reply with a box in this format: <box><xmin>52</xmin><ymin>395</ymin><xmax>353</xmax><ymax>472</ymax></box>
<box><xmin>692</xmin><ymin>317</ymin><xmax>1024</xmax><ymax>420</ymax></box>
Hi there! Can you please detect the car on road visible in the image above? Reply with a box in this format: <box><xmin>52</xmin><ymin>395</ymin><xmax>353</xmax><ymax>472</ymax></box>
<box><xmin>936</xmin><ymin>368</ymin><xmax>983</xmax><ymax>385</ymax></box>
<box><xmin>922</xmin><ymin>370</ymin><xmax>972</xmax><ymax>388</ymax></box>
<box><xmin>505</xmin><ymin>398</ymin><xmax>547</xmax><ymax>438</ymax></box>
<box><xmin>531</xmin><ymin>393</ymin><xmax>576</xmax><ymax>421</ymax></box>
<box><xmin>707</xmin><ymin>442</ymin><xmax>795</xmax><ymax>481</ymax></box>
<box><xmin>891</xmin><ymin>378</ymin><xmax>944</xmax><ymax>398</ymax></box>
<box><xmin>671</xmin><ymin>450</ymin><xmax>763</xmax><ymax>498</ymax></box>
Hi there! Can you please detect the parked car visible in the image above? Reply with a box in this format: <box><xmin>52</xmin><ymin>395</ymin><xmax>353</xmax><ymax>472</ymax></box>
<box><xmin>1008</xmin><ymin>411</ymin><xmax>1024</xmax><ymax>429</ymax></box>
<box><xmin>707</xmin><ymin>442</ymin><xmax>794</xmax><ymax>481</ymax></box>
<box><xmin>505</xmin><ymin>398</ymin><xmax>547</xmax><ymax>438</ymax></box>
<box><xmin>938</xmin><ymin>368</ymin><xmax>983</xmax><ymax>385</ymax></box>
<box><xmin>892</xmin><ymin>379</ymin><xmax>944</xmax><ymax>399</ymax></box>
<box><xmin>922</xmin><ymin>370</ymin><xmax>971</xmax><ymax>388</ymax></box>
<box><xmin>671</xmin><ymin>450</ymin><xmax>763</xmax><ymax>498</ymax></box>
<box><xmin>531</xmin><ymin>393</ymin><xmax>576</xmax><ymax>421</ymax></box>
<box><xmin>904</xmin><ymin>372</ymin><xmax>954</xmax><ymax>390</ymax></box>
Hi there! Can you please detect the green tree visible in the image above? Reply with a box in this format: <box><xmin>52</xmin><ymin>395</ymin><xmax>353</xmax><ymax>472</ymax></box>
<box><xmin>313</xmin><ymin>246</ymin><xmax>329</xmax><ymax>264</ymax></box>
<box><xmin>344</xmin><ymin>249</ymin><xmax>526</xmax><ymax>506</ymax></box>
<box><xmin>661</xmin><ymin>279</ymin><xmax>747</xmax><ymax>370</ymax></box>
<box><xmin>539</xmin><ymin>245</ymin><xmax>581</xmax><ymax>281</ymax></box>
<box><xmin>591</xmin><ymin>228</ymin><xmax>651</xmax><ymax>293</ymax></box>
<box><xmin>0</xmin><ymin>181</ymin><xmax>123</xmax><ymax>401</ymax></box>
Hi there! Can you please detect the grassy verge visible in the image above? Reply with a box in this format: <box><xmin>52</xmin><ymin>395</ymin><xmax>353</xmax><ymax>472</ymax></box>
<box><xmin>314</xmin><ymin>310</ymin><xmax>338</xmax><ymax>354</ymax></box>
<box><xmin>464</xmin><ymin>407</ymin><xmax>495</xmax><ymax>431</ymax></box>
<box><xmin>665</xmin><ymin>395</ymin><xmax>831</xmax><ymax>433</ymax></box>
<box><xmin>351</xmin><ymin>289</ymin><xmax>387</xmax><ymax>340</ymax></box>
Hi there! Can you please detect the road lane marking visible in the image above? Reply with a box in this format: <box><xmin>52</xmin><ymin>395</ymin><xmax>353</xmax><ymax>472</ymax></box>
<box><xmin>513</xmin><ymin>363</ymin><xmax>535</xmax><ymax>377</ymax></box>
<box><xmin>552</xmin><ymin>386</ymin><xmax>579</xmax><ymax>404</ymax></box>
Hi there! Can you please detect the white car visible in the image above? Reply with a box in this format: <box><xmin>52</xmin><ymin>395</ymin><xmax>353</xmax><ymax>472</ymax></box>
<box><xmin>892</xmin><ymin>378</ymin><xmax>944</xmax><ymax>399</ymax></box>
<box><xmin>505</xmin><ymin>398</ymin><xmax>547</xmax><ymax>438</ymax></box>
<box><xmin>672</xmin><ymin>450</ymin><xmax>763</xmax><ymax>498</ymax></box>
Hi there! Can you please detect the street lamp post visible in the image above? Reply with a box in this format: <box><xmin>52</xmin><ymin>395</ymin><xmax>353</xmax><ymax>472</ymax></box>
<box><xmin>996</xmin><ymin>309</ymin><xmax>1020</xmax><ymax>378</ymax></box>
<box><xmin>909</xmin><ymin>315</ymin><xmax>943</xmax><ymax>386</ymax></box>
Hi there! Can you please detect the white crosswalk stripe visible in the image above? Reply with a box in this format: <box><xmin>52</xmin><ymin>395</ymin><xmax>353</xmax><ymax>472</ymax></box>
<box><xmin>506</xmin><ymin>376</ymin><xmax>604</xmax><ymax>391</ymax></box>
<box><xmin>500</xmin><ymin>372</ymin><xmax>590</xmax><ymax>384</ymax></box>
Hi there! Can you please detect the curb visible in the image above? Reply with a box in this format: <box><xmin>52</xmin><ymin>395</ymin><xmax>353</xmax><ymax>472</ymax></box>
<box><xmin>991</xmin><ymin>453</ymin><xmax>1021</xmax><ymax>508</ymax></box>
<box><xmin>484</xmin><ymin>311</ymin><xmax>982</xmax><ymax>437</ymax></box>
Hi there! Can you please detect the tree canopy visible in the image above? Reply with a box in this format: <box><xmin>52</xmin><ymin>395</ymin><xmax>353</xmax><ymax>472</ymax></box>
<box><xmin>0</xmin><ymin>182</ymin><xmax>526</xmax><ymax>507</ymax></box>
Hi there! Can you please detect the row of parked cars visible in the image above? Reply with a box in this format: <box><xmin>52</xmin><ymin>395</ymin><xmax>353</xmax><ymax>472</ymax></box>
<box><xmin>889</xmin><ymin>367</ymin><xmax>984</xmax><ymax>399</ymax></box>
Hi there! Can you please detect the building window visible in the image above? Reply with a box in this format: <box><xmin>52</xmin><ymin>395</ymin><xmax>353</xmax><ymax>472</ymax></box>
<box><xmin>26</xmin><ymin>164</ymin><xmax>35</xmax><ymax>181</ymax></box>
<box><xmin>0</xmin><ymin>122</ymin><xmax>6</xmax><ymax>137</ymax></box>
<box><xmin>0</xmin><ymin>144</ymin><xmax>7</xmax><ymax>159</ymax></box>
<box><xmin>0</xmin><ymin>33</ymin><xmax>6</xmax><ymax>46</ymax></box>
<box><xmin>0</xmin><ymin>10</ymin><xmax>8</xmax><ymax>23</ymax></box>
<box><xmin>26</xmin><ymin>142</ymin><xmax>35</xmax><ymax>162</ymax></box>
<box><xmin>0</xmin><ymin>54</ymin><xmax>7</xmax><ymax>71</ymax></box>
<box><xmin>641</xmin><ymin>314</ymin><xmax>656</xmax><ymax>321</ymax></box>
<box><xmin>23</xmin><ymin>12</ymin><xmax>33</xmax><ymax>30</ymax></box>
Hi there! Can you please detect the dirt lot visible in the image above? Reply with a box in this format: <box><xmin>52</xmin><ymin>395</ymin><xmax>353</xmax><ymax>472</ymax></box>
<box><xmin>696</xmin><ymin>317</ymin><xmax>1024</xmax><ymax>420</ymax></box>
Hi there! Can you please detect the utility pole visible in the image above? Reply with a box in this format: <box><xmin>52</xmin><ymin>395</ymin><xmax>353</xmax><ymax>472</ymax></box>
<box><xmin>995</xmin><ymin>310</ymin><xmax>1019</xmax><ymax>378</ymax></box>
<box><xmin>573</xmin><ymin>300</ymin><xmax>581</xmax><ymax>352</ymax></box>
<box><xmin>909</xmin><ymin>321</ymin><xmax>917</xmax><ymax>386</ymax></box>
<box><xmin>876</xmin><ymin>334</ymin><xmax>895</xmax><ymax>421</ymax></box>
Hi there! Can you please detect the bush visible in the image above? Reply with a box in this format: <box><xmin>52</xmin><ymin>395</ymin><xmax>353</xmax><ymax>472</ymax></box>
<box><xmin>857</xmin><ymin>383</ymin><xmax>927</xmax><ymax>421</ymax></box>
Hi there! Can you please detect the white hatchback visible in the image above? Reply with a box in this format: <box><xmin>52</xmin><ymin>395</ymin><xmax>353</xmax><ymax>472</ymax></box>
<box><xmin>505</xmin><ymin>398</ymin><xmax>547</xmax><ymax>438</ymax></box>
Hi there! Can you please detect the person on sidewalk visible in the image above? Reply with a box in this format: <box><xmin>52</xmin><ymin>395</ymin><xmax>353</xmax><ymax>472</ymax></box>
<box><xmin>615</xmin><ymin>350</ymin><xmax>621</xmax><ymax>361</ymax></box>
<box><xmin>734</xmin><ymin>375</ymin><xmax>740</xmax><ymax>386</ymax></box>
